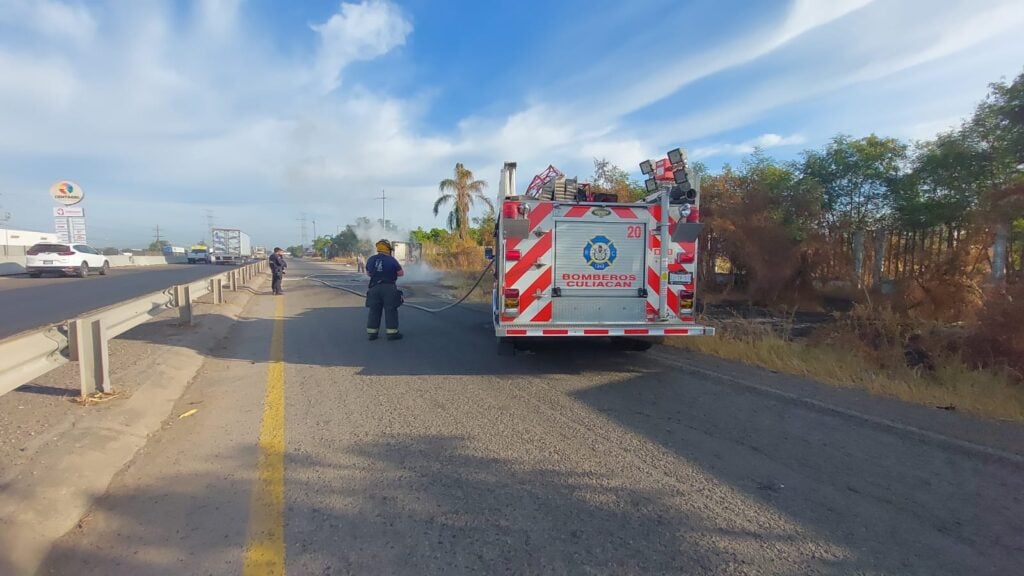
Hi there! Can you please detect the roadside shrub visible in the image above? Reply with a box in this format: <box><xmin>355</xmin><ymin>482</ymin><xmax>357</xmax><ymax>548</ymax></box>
<box><xmin>967</xmin><ymin>284</ymin><xmax>1024</xmax><ymax>379</ymax></box>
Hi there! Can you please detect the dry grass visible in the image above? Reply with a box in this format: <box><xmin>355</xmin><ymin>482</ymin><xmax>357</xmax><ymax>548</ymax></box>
<box><xmin>671</xmin><ymin>318</ymin><xmax>1024</xmax><ymax>422</ymax></box>
<box><xmin>423</xmin><ymin>241</ymin><xmax>488</xmax><ymax>271</ymax></box>
<box><xmin>438</xmin><ymin>269</ymin><xmax>493</xmax><ymax>304</ymax></box>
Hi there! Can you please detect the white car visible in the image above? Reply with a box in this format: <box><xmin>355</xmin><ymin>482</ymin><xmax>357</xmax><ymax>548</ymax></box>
<box><xmin>25</xmin><ymin>243</ymin><xmax>110</xmax><ymax>278</ymax></box>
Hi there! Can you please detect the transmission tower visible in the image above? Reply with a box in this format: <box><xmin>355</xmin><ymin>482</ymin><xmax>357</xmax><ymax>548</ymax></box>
<box><xmin>298</xmin><ymin>213</ymin><xmax>308</xmax><ymax>252</ymax></box>
<box><xmin>205</xmin><ymin>209</ymin><xmax>216</xmax><ymax>244</ymax></box>
<box><xmin>153</xmin><ymin>225</ymin><xmax>163</xmax><ymax>245</ymax></box>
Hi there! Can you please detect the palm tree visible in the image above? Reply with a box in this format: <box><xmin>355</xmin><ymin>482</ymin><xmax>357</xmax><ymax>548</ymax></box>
<box><xmin>434</xmin><ymin>163</ymin><xmax>491</xmax><ymax>241</ymax></box>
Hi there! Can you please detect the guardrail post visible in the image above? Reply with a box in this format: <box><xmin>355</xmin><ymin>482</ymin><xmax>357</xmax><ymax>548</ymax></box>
<box><xmin>212</xmin><ymin>278</ymin><xmax>224</xmax><ymax>304</ymax></box>
<box><xmin>175</xmin><ymin>285</ymin><xmax>193</xmax><ymax>325</ymax></box>
<box><xmin>74</xmin><ymin>317</ymin><xmax>111</xmax><ymax>396</ymax></box>
<box><xmin>229</xmin><ymin>271</ymin><xmax>237</xmax><ymax>291</ymax></box>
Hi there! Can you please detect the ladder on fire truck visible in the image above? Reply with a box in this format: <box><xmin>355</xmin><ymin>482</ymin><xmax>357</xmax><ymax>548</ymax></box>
<box><xmin>524</xmin><ymin>165</ymin><xmax>563</xmax><ymax>198</ymax></box>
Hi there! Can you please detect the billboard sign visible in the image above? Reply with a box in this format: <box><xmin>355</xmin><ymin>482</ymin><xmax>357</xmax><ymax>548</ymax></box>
<box><xmin>50</xmin><ymin>181</ymin><xmax>84</xmax><ymax>206</ymax></box>
<box><xmin>53</xmin><ymin>206</ymin><xmax>84</xmax><ymax>217</ymax></box>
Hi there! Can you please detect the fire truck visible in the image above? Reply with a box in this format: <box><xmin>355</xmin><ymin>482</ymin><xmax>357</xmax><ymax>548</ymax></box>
<box><xmin>491</xmin><ymin>147</ymin><xmax>714</xmax><ymax>353</ymax></box>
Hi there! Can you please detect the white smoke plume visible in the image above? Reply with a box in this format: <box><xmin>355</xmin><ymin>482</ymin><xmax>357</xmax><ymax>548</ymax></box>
<box><xmin>347</xmin><ymin>219</ymin><xmax>442</xmax><ymax>284</ymax></box>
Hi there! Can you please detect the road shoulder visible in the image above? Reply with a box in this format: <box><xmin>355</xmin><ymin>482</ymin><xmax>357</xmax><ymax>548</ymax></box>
<box><xmin>0</xmin><ymin>275</ymin><xmax>267</xmax><ymax>576</ymax></box>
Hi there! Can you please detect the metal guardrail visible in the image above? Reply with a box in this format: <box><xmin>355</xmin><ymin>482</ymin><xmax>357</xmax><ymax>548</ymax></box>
<box><xmin>0</xmin><ymin>260</ymin><xmax>268</xmax><ymax>398</ymax></box>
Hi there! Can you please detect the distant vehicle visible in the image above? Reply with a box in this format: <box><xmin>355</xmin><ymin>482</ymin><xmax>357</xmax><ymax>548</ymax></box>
<box><xmin>210</xmin><ymin>228</ymin><xmax>252</xmax><ymax>265</ymax></box>
<box><xmin>392</xmin><ymin>241</ymin><xmax>422</xmax><ymax>266</ymax></box>
<box><xmin>254</xmin><ymin>246</ymin><xmax>267</xmax><ymax>259</ymax></box>
<box><xmin>187</xmin><ymin>245</ymin><xmax>210</xmax><ymax>264</ymax></box>
<box><xmin>161</xmin><ymin>245</ymin><xmax>186</xmax><ymax>255</ymax></box>
<box><xmin>25</xmin><ymin>243</ymin><xmax>110</xmax><ymax>278</ymax></box>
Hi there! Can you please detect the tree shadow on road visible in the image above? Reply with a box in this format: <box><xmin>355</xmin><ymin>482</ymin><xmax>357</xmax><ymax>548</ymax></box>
<box><xmin>569</xmin><ymin>372</ymin><xmax>1024</xmax><ymax>576</ymax></box>
<box><xmin>39</xmin><ymin>436</ymin><xmax>849</xmax><ymax>575</ymax></box>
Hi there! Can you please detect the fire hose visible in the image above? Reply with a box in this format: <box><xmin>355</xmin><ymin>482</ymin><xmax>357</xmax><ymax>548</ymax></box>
<box><xmin>303</xmin><ymin>260</ymin><xmax>495</xmax><ymax>314</ymax></box>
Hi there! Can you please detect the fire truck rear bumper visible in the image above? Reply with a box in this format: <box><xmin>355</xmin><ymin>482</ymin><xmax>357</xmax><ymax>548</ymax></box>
<box><xmin>495</xmin><ymin>324</ymin><xmax>715</xmax><ymax>337</ymax></box>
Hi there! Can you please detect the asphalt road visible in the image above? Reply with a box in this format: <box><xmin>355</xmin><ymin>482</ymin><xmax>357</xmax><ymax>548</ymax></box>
<box><xmin>0</xmin><ymin>264</ymin><xmax>239</xmax><ymax>340</ymax></box>
<box><xmin>39</xmin><ymin>260</ymin><xmax>1024</xmax><ymax>575</ymax></box>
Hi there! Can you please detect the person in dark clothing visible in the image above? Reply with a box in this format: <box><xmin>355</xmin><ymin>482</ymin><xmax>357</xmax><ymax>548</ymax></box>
<box><xmin>269</xmin><ymin>247</ymin><xmax>287</xmax><ymax>295</ymax></box>
<box><xmin>365</xmin><ymin>239</ymin><xmax>404</xmax><ymax>340</ymax></box>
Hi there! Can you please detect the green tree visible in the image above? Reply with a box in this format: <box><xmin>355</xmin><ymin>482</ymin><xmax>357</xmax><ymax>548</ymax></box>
<box><xmin>591</xmin><ymin>158</ymin><xmax>644</xmax><ymax>201</ymax></box>
<box><xmin>904</xmin><ymin>130</ymin><xmax>989</xmax><ymax>229</ymax></box>
<box><xmin>470</xmin><ymin>208</ymin><xmax>497</xmax><ymax>246</ymax></box>
<box><xmin>148</xmin><ymin>240</ymin><xmax>169</xmax><ymax>252</ymax></box>
<box><xmin>312</xmin><ymin>235</ymin><xmax>333</xmax><ymax>257</ymax></box>
<box><xmin>801</xmin><ymin>134</ymin><xmax>909</xmax><ymax>229</ymax></box>
<box><xmin>435</xmin><ymin>163</ymin><xmax>491</xmax><ymax>241</ymax></box>
<box><xmin>966</xmin><ymin>70</ymin><xmax>1024</xmax><ymax>282</ymax></box>
<box><xmin>286</xmin><ymin>245</ymin><xmax>302</xmax><ymax>258</ymax></box>
<box><xmin>333</xmin><ymin>227</ymin><xmax>360</xmax><ymax>255</ymax></box>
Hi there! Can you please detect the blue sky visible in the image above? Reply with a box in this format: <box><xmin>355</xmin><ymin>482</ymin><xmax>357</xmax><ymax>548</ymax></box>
<box><xmin>0</xmin><ymin>0</ymin><xmax>1022</xmax><ymax>249</ymax></box>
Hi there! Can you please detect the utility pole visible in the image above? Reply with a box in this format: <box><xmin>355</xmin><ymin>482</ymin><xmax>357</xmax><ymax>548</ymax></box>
<box><xmin>376</xmin><ymin>189</ymin><xmax>387</xmax><ymax>228</ymax></box>
<box><xmin>312</xmin><ymin>219</ymin><xmax>317</xmax><ymax>241</ymax></box>
<box><xmin>153</xmin><ymin>225</ymin><xmax>163</xmax><ymax>244</ymax></box>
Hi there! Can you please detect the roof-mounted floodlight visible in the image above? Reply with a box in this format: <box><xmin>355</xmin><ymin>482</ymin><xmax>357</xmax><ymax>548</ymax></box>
<box><xmin>667</xmin><ymin>148</ymin><xmax>686</xmax><ymax>167</ymax></box>
<box><xmin>639</xmin><ymin>160</ymin><xmax>654</xmax><ymax>175</ymax></box>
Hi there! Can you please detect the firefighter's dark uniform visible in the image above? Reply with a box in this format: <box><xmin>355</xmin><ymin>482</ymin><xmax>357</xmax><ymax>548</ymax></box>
<box><xmin>269</xmin><ymin>252</ymin><xmax>286</xmax><ymax>295</ymax></box>
<box><xmin>365</xmin><ymin>249</ymin><xmax>403</xmax><ymax>340</ymax></box>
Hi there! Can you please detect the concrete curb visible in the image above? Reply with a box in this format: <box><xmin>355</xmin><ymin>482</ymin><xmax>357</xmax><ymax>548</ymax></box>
<box><xmin>0</xmin><ymin>274</ymin><xmax>268</xmax><ymax>576</ymax></box>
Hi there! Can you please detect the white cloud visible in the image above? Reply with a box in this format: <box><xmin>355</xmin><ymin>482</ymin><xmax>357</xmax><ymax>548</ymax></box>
<box><xmin>647</xmin><ymin>0</ymin><xmax>1024</xmax><ymax>144</ymax></box>
<box><xmin>0</xmin><ymin>0</ymin><xmax>97</xmax><ymax>43</ymax></box>
<box><xmin>0</xmin><ymin>0</ymin><xmax>1019</xmax><ymax>247</ymax></box>
<box><xmin>579</xmin><ymin>0</ymin><xmax>877</xmax><ymax>121</ymax></box>
<box><xmin>311</xmin><ymin>0</ymin><xmax>412</xmax><ymax>94</ymax></box>
<box><xmin>691</xmin><ymin>133</ymin><xmax>806</xmax><ymax>160</ymax></box>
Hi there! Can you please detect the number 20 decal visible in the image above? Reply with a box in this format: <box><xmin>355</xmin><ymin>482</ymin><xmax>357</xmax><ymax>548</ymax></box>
<box><xmin>626</xmin><ymin>225</ymin><xmax>643</xmax><ymax>239</ymax></box>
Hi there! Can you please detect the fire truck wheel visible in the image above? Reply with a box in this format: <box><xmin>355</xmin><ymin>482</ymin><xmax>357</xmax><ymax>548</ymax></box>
<box><xmin>497</xmin><ymin>337</ymin><xmax>515</xmax><ymax>356</ymax></box>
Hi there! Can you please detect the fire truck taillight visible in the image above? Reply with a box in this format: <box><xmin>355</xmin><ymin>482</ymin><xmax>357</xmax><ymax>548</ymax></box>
<box><xmin>506</xmin><ymin>249</ymin><xmax>522</xmax><ymax>261</ymax></box>
<box><xmin>679</xmin><ymin>290</ymin><xmax>695</xmax><ymax>312</ymax></box>
<box><xmin>503</xmin><ymin>288</ymin><xmax>520</xmax><ymax>315</ymax></box>
<box><xmin>502</xmin><ymin>202</ymin><xmax>519</xmax><ymax>219</ymax></box>
<box><xmin>677</xmin><ymin>250</ymin><xmax>694</xmax><ymax>264</ymax></box>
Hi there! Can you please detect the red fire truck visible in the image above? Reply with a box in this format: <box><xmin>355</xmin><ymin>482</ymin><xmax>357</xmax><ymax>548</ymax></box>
<box><xmin>491</xmin><ymin>148</ymin><xmax>714</xmax><ymax>353</ymax></box>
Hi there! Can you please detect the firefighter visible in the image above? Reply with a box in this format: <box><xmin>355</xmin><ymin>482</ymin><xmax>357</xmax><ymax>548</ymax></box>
<box><xmin>356</xmin><ymin>254</ymin><xmax>365</xmax><ymax>273</ymax></box>
<box><xmin>269</xmin><ymin>247</ymin><xmax>287</xmax><ymax>295</ymax></box>
<box><xmin>365</xmin><ymin>239</ymin><xmax>404</xmax><ymax>340</ymax></box>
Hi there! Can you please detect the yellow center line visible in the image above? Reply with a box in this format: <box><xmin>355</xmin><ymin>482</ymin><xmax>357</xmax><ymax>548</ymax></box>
<box><xmin>243</xmin><ymin>296</ymin><xmax>286</xmax><ymax>575</ymax></box>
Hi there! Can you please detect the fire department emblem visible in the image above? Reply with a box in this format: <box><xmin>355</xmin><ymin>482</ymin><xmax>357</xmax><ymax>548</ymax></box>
<box><xmin>584</xmin><ymin>235</ymin><xmax>617</xmax><ymax>271</ymax></box>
